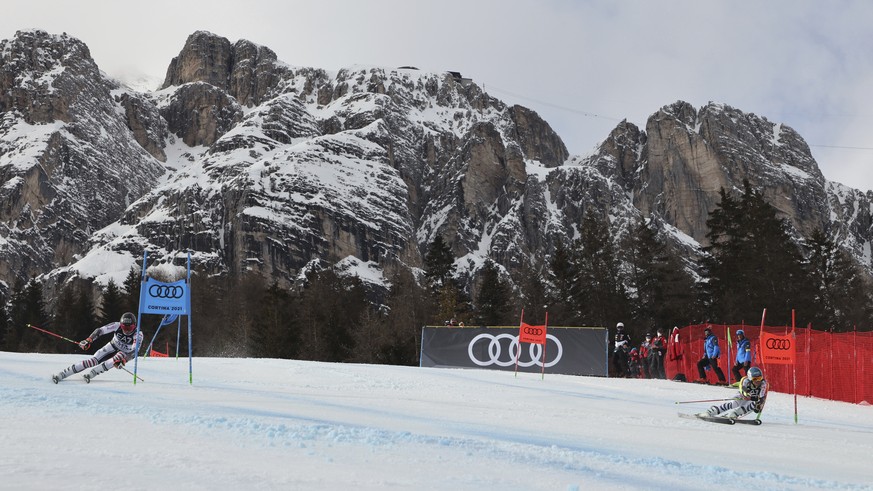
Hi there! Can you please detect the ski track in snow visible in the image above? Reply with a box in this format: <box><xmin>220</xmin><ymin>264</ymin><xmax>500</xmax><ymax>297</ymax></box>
<box><xmin>2</xmin><ymin>352</ymin><xmax>871</xmax><ymax>490</ymax></box>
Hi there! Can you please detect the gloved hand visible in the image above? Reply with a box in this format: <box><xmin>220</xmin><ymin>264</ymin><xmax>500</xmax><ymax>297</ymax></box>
<box><xmin>749</xmin><ymin>395</ymin><xmax>759</xmax><ymax>402</ymax></box>
<box><xmin>78</xmin><ymin>338</ymin><xmax>92</xmax><ymax>350</ymax></box>
<box><xmin>112</xmin><ymin>353</ymin><xmax>127</xmax><ymax>369</ymax></box>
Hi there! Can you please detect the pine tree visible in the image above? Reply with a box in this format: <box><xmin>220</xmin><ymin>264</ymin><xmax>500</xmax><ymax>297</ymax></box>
<box><xmin>12</xmin><ymin>280</ymin><xmax>50</xmax><ymax>352</ymax></box>
<box><xmin>474</xmin><ymin>260</ymin><xmax>511</xmax><ymax>326</ymax></box>
<box><xmin>250</xmin><ymin>281</ymin><xmax>299</xmax><ymax>358</ymax></box>
<box><xmin>5</xmin><ymin>279</ymin><xmax>26</xmax><ymax>351</ymax></box>
<box><xmin>623</xmin><ymin>216</ymin><xmax>698</xmax><ymax>330</ymax></box>
<box><xmin>99</xmin><ymin>279</ymin><xmax>126</xmax><ymax>326</ymax></box>
<box><xmin>806</xmin><ymin>229</ymin><xmax>873</xmax><ymax>331</ymax></box>
<box><xmin>547</xmin><ymin>238</ymin><xmax>579</xmax><ymax>324</ymax></box>
<box><xmin>574</xmin><ymin>210</ymin><xmax>629</xmax><ymax>328</ymax></box>
<box><xmin>0</xmin><ymin>298</ymin><xmax>7</xmax><ymax>350</ymax></box>
<box><xmin>363</xmin><ymin>267</ymin><xmax>434</xmax><ymax>365</ymax></box>
<box><xmin>298</xmin><ymin>267</ymin><xmax>365</xmax><ymax>362</ymax></box>
<box><xmin>517</xmin><ymin>259</ymin><xmax>548</xmax><ymax>326</ymax></box>
<box><xmin>423</xmin><ymin>235</ymin><xmax>456</xmax><ymax>290</ymax></box>
<box><xmin>71</xmin><ymin>284</ymin><xmax>98</xmax><ymax>342</ymax></box>
<box><xmin>52</xmin><ymin>284</ymin><xmax>79</xmax><ymax>353</ymax></box>
<box><xmin>702</xmin><ymin>181</ymin><xmax>812</xmax><ymax>325</ymax></box>
<box><xmin>121</xmin><ymin>267</ymin><xmax>141</xmax><ymax>312</ymax></box>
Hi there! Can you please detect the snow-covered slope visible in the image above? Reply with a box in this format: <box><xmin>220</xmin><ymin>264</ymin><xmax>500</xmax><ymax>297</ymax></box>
<box><xmin>2</xmin><ymin>351</ymin><xmax>871</xmax><ymax>490</ymax></box>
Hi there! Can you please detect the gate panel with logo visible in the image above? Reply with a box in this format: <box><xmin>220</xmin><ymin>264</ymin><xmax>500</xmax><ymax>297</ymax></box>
<box><xmin>420</xmin><ymin>326</ymin><xmax>608</xmax><ymax>376</ymax></box>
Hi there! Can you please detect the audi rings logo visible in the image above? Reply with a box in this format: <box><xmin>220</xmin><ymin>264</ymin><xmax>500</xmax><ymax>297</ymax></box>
<box><xmin>522</xmin><ymin>326</ymin><xmax>544</xmax><ymax>336</ymax></box>
<box><xmin>765</xmin><ymin>338</ymin><xmax>792</xmax><ymax>350</ymax></box>
<box><xmin>467</xmin><ymin>333</ymin><xmax>563</xmax><ymax>368</ymax></box>
<box><xmin>149</xmin><ymin>285</ymin><xmax>185</xmax><ymax>299</ymax></box>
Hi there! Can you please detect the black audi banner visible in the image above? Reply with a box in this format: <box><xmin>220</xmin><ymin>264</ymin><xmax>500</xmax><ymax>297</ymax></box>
<box><xmin>420</xmin><ymin>326</ymin><xmax>608</xmax><ymax>376</ymax></box>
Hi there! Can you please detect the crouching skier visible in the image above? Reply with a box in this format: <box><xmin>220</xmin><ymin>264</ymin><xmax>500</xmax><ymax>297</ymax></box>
<box><xmin>703</xmin><ymin>366</ymin><xmax>768</xmax><ymax>420</ymax></box>
<box><xmin>52</xmin><ymin>312</ymin><xmax>142</xmax><ymax>383</ymax></box>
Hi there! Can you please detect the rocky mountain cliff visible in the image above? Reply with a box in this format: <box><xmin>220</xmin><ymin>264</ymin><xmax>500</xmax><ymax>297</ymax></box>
<box><xmin>1</xmin><ymin>29</ymin><xmax>871</xmax><ymax>304</ymax></box>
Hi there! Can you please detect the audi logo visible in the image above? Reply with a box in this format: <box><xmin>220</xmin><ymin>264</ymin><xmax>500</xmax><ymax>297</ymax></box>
<box><xmin>522</xmin><ymin>326</ymin><xmax>544</xmax><ymax>336</ymax></box>
<box><xmin>765</xmin><ymin>338</ymin><xmax>792</xmax><ymax>350</ymax></box>
<box><xmin>467</xmin><ymin>333</ymin><xmax>563</xmax><ymax>368</ymax></box>
<box><xmin>148</xmin><ymin>285</ymin><xmax>185</xmax><ymax>299</ymax></box>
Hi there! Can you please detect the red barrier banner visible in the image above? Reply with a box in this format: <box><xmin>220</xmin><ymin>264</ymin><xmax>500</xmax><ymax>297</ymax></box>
<box><xmin>761</xmin><ymin>331</ymin><xmax>795</xmax><ymax>365</ymax></box>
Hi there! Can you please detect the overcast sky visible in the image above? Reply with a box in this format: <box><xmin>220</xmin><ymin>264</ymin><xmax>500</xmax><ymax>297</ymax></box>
<box><xmin>4</xmin><ymin>0</ymin><xmax>873</xmax><ymax>190</ymax></box>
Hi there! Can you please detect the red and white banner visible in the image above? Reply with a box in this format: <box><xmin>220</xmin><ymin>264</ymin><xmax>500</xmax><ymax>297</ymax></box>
<box><xmin>518</xmin><ymin>322</ymin><xmax>547</xmax><ymax>345</ymax></box>
<box><xmin>760</xmin><ymin>330</ymin><xmax>796</xmax><ymax>365</ymax></box>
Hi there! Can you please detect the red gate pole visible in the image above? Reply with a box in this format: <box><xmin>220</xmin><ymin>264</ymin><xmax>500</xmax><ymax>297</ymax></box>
<box><xmin>853</xmin><ymin>325</ymin><xmax>858</xmax><ymax>404</ymax></box>
<box><xmin>541</xmin><ymin>312</ymin><xmax>548</xmax><ymax>380</ymax></box>
<box><xmin>792</xmin><ymin>310</ymin><xmax>798</xmax><ymax>424</ymax></box>
<box><xmin>806</xmin><ymin>323</ymin><xmax>812</xmax><ymax>397</ymax></box>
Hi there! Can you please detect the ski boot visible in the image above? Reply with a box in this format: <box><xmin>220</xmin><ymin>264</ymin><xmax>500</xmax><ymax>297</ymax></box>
<box><xmin>52</xmin><ymin>374</ymin><xmax>60</xmax><ymax>384</ymax></box>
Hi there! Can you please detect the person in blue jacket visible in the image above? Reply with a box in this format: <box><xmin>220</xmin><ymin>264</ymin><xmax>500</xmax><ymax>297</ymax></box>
<box><xmin>730</xmin><ymin>329</ymin><xmax>752</xmax><ymax>386</ymax></box>
<box><xmin>695</xmin><ymin>326</ymin><xmax>727</xmax><ymax>384</ymax></box>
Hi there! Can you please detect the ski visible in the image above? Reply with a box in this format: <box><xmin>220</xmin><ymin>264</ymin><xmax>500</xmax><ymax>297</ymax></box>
<box><xmin>734</xmin><ymin>418</ymin><xmax>762</xmax><ymax>425</ymax></box>
<box><xmin>678</xmin><ymin>412</ymin><xmax>735</xmax><ymax>424</ymax></box>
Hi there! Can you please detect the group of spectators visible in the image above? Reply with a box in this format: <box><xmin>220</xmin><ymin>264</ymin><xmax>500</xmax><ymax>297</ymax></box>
<box><xmin>611</xmin><ymin>323</ymin><xmax>677</xmax><ymax>379</ymax></box>
<box><xmin>612</xmin><ymin>323</ymin><xmax>753</xmax><ymax>386</ymax></box>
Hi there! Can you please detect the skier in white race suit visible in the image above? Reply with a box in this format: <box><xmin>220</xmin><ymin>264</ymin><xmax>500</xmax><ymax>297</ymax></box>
<box><xmin>52</xmin><ymin>312</ymin><xmax>143</xmax><ymax>383</ymax></box>
<box><xmin>703</xmin><ymin>366</ymin><xmax>768</xmax><ymax>419</ymax></box>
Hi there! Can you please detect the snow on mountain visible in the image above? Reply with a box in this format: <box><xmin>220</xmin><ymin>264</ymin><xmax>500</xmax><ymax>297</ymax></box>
<box><xmin>2</xmin><ymin>29</ymin><xmax>873</xmax><ymax>303</ymax></box>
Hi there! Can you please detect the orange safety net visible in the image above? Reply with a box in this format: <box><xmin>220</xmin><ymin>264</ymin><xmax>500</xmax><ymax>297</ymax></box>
<box><xmin>666</xmin><ymin>324</ymin><xmax>873</xmax><ymax>405</ymax></box>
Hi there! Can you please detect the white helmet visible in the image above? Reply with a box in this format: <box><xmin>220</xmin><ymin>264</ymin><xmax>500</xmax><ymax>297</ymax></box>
<box><xmin>616</xmin><ymin>322</ymin><xmax>624</xmax><ymax>329</ymax></box>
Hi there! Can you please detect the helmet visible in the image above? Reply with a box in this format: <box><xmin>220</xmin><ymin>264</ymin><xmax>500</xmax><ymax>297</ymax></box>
<box><xmin>616</xmin><ymin>322</ymin><xmax>624</xmax><ymax>330</ymax></box>
<box><xmin>645</xmin><ymin>332</ymin><xmax>653</xmax><ymax>338</ymax></box>
<box><xmin>120</xmin><ymin>312</ymin><xmax>136</xmax><ymax>334</ymax></box>
<box><xmin>748</xmin><ymin>366</ymin><xmax>763</xmax><ymax>382</ymax></box>
<box><xmin>736</xmin><ymin>329</ymin><xmax>745</xmax><ymax>337</ymax></box>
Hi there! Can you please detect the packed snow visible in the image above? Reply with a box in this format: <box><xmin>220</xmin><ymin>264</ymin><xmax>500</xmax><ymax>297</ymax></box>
<box><xmin>2</xmin><ymin>351</ymin><xmax>871</xmax><ymax>490</ymax></box>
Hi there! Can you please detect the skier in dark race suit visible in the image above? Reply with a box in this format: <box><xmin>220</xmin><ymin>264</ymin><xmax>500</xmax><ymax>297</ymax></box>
<box><xmin>52</xmin><ymin>312</ymin><xmax>143</xmax><ymax>383</ymax></box>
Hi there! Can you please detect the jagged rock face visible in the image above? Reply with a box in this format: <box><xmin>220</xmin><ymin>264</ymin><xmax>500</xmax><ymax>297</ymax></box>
<box><xmin>507</xmin><ymin>105</ymin><xmax>568</xmax><ymax>168</ymax></box>
<box><xmin>78</xmin><ymin>32</ymin><xmax>573</xmax><ymax>293</ymax></box>
<box><xmin>159</xmin><ymin>82</ymin><xmax>243</xmax><ymax>147</ymax></box>
<box><xmin>117</xmin><ymin>91</ymin><xmax>168</xmax><ymax>161</ymax></box>
<box><xmin>0</xmin><ymin>30</ymin><xmax>165</xmax><ymax>287</ymax></box>
<box><xmin>162</xmin><ymin>31</ymin><xmax>285</xmax><ymax>106</ymax></box>
<box><xmin>4</xmin><ymin>29</ymin><xmax>872</xmax><ymax>303</ymax></box>
<box><xmin>636</xmin><ymin>101</ymin><xmax>832</xmax><ymax>245</ymax></box>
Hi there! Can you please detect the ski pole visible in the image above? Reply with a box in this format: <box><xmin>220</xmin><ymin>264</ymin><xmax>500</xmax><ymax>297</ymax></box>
<box><xmin>675</xmin><ymin>398</ymin><xmax>735</xmax><ymax>405</ymax></box>
<box><xmin>120</xmin><ymin>366</ymin><xmax>144</xmax><ymax>382</ymax></box>
<box><xmin>26</xmin><ymin>324</ymin><xmax>78</xmax><ymax>345</ymax></box>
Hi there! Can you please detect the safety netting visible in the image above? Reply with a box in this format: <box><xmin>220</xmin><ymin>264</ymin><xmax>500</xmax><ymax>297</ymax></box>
<box><xmin>666</xmin><ymin>324</ymin><xmax>873</xmax><ymax>405</ymax></box>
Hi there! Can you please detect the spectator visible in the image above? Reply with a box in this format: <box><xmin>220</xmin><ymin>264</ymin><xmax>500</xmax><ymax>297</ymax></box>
<box><xmin>731</xmin><ymin>329</ymin><xmax>752</xmax><ymax>386</ymax></box>
<box><xmin>613</xmin><ymin>340</ymin><xmax>630</xmax><ymax>377</ymax></box>
<box><xmin>668</xmin><ymin>326</ymin><xmax>686</xmax><ymax>381</ymax></box>
<box><xmin>650</xmin><ymin>328</ymin><xmax>667</xmax><ymax>379</ymax></box>
<box><xmin>628</xmin><ymin>348</ymin><xmax>642</xmax><ymax>378</ymax></box>
<box><xmin>703</xmin><ymin>366</ymin><xmax>768</xmax><ymax>420</ymax></box>
<box><xmin>612</xmin><ymin>322</ymin><xmax>631</xmax><ymax>377</ymax></box>
<box><xmin>696</xmin><ymin>326</ymin><xmax>727</xmax><ymax>385</ymax></box>
<box><xmin>640</xmin><ymin>333</ymin><xmax>653</xmax><ymax>379</ymax></box>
